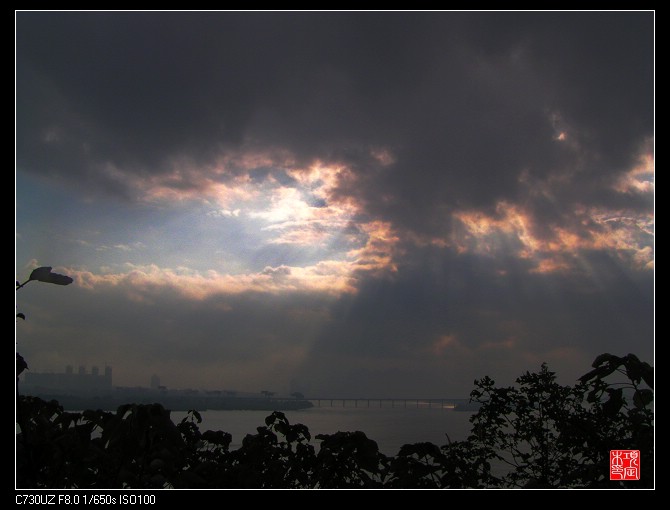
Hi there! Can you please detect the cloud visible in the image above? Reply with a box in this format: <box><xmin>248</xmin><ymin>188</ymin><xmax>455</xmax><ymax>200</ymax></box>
<box><xmin>17</xmin><ymin>13</ymin><xmax>653</xmax><ymax>256</ymax></box>
<box><xmin>613</xmin><ymin>152</ymin><xmax>655</xmax><ymax>195</ymax></box>
<box><xmin>291</xmin><ymin>243</ymin><xmax>653</xmax><ymax>396</ymax></box>
<box><xmin>207</xmin><ymin>209</ymin><xmax>241</xmax><ymax>218</ymax></box>
<box><xmin>68</xmin><ymin>261</ymin><xmax>357</xmax><ymax>299</ymax></box>
<box><xmin>451</xmin><ymin>199</ymin><xmax>654</xmax><ymax>273</ymax></box>
<box><xmin>256</xmin><ymin>164</ymin><xmax>364</xmax><ymax>247</ymax></box>
<box><xmin>93</xmin><ymin>242</ymin><xmax>146</xmax><ymax>253</ymax></box>
<box><xmin>16</xmin><ymin>12</ymin><xmax>653</xmax><ymax>397</ymax></box>
<box><xmin>15</xmin><ymin>14</ymin><xmax>647</xmax><ymax>196</ymax></box>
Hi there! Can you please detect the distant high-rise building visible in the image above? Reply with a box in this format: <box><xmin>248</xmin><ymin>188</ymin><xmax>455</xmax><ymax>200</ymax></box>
<box><xmin>24</xmin><ymin>364</ymin><xmax>113</xmax><ymax>395</ymax></box>
<box><xmin>150</xmin><ymin>374</ymin><xmax>160</xmax><ymax>390</ymax></box>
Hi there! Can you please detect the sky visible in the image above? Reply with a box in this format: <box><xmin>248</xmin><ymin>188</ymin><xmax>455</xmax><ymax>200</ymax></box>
<box><xmin>16</xmin><ymin>12</ymin><xmax>654</xmax><ymax>398</ymax></box>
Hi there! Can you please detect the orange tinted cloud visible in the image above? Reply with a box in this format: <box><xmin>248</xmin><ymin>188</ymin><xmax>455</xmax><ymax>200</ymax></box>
<box><xmin>68</xmin><ymin>260</ymin><xmax>358</xmax><ymax>301</ymax></box>
<box><xmin>453</xmin><ymin>201</ymin><xmax>540</xmax><ymax>258</ymax></box>
<box><xmin>430</xmin><ymin>333</ymin><xmax>515</xmax><ymax>358</ymax></box>
<box><xmin>431</xmin><ymin>334</ymin><xmax>460</xmax><ymax>356</ymax></box>
<box><xmin>453</xmin><ymin>199</ymin><xmax>653</xmax><ymax>273</ymax></box>
<box><xmin>614</xmin><ymin>151</ymin><xmax>654</xmax><ymax>194</ymax></box>
<box><xmin>348</xmin><ymin>220</ymin><xmax>400</xmax><ymax>275</ymax></box>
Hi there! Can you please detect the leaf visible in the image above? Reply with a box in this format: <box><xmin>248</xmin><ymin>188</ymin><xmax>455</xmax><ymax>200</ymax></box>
<box><xmin>578</xmin><ymin>363</ymin><xmax>618</xmax><ymax>383</ymax></box>
<box><xmin>578</xmin><ymin>367</ymin><xmax>608</xmax><ymax>383</ymax></box>
<box><xmin>591</xmin><ymin>353</ymin><xmax>617</xmax><ymax>368</ymax></box>
<box><xmin>274</xmin><ymin>421</ymin><xmax>289</xmax><ymax>436</ymax></box>
<box><xmin>586</xmin><ymin>389</ymin><xmax>600</xmax><ymax>403</ymax></box>
<box><xmin>294</xmin><ymin>423</ymin><xmax>311</xmax><ymax>442</ymax></box>
<box><xmin>640</xmin><ymin>362</ymin><xmax>654</xmax><ymax>389</ymax></box>
<box><xmin>633</xmin><ymin>389</ymin><xmax>653</xmax><ymax>409</ymax></box>
<box><xmin>602</xmin><ymin>388</ymin><xmax>624</xmax><ymax>417</ymax></box>
<box><xmin>626</xmin><ymin>353</ymin><xmax>641</xmax><ymax>363</ymax></box>
<box><xmin>16</xmin><ymin>313</ymin><xmax>26</xmax><ymax>320</ymax></box>
<box><xmin>17</xmin><ymin>353</ymin><xmax>28</xmax><ymax>376</ymax></box>
<box><xmin>188</xmin><ymin>409</ymin><xmax>202</xmax><ymax>424</ymax></box>
<box><xmin>398</xmin><ymin>442</ymin><xmax>442</xmax><ymax>458</ymax></box>
<box><xmin>28</xmin><ymin>266</ymin><xmax>73</xmax><ymax>286</ymax></box>
<box><xmin>202</xmin><ymin>430</ymin><xmax>232</xmax><ymax>448</ymax></box>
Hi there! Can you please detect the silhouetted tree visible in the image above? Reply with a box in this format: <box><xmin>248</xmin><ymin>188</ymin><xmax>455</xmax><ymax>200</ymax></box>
<box><xmin>467</xmin><ymin>353</ymin><xmax>653</xmax><ymax>488</ymax></box>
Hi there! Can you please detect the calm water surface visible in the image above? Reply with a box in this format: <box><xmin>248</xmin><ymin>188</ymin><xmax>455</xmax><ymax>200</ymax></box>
<box><xmin>171</xmin><ymin>406</ymin><xmax>475</xmax><ymax>456</ymax></box>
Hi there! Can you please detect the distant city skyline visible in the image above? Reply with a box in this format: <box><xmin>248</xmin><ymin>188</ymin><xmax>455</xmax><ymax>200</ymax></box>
<box><xmin>20</xmin><ymin>364</ymin><xmax>473</xmax><ymax>403</ymax></box>
<box><xmin>23</xmin><ymin>364</ymin><xmax>113</xmax><ymax>395</ymax></box>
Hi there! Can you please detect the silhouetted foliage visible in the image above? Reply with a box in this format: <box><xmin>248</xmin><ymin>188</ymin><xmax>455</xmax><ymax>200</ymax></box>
<box><xmin>16</xmin><ymin>354</ymin><xmax>653</xmax><ymax>489</ymax></box>
<box><xmin>16</xmin><ymin>353</ymin><xmax>28</xmax><ymax>377</ymax></box>
<box><xmin>16</xmin><ymin>266</ymin><xmax>73</xmax><ymax>379</ymax></box>
<box><xmin>16</xmin><ymin>266</ymin><xmax>73</xmax><ymax>488</ymax></box>
<box><xmin>313</xmin><ymin>431</ymin><xmax>387</xmax><ymax>488</ymax></box>
<box><xmin>468</xmin><ymin>354</ymin><xmax>653</xmax><ymax>488</ymax></box>
<box><xmin>17</xmin><ymin>266</ymin><xmax>74</xmax><ymax>289</ymax></box>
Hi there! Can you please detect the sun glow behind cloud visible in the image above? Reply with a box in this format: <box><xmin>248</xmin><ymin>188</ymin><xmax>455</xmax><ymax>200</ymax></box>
<box><xmin>251</xmin><ymin>163</ymin><xmax>359</xmax><ymax>247</ymax></box>
<box><xmin>54</xmin><ymin>153</ymin><xmax>402</xmax><ymax>301</ymax></box>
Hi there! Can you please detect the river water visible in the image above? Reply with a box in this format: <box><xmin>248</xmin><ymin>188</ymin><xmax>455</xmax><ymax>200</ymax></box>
<box><xmin>171</xmin><ymin>406</ymin><xmax>476</xmax><ymax>456</ymax></box>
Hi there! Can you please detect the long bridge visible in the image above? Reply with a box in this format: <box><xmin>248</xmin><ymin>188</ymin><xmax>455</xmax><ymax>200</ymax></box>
<box><xmin>307</xmin><ymin>398</ymin><xmax>472</xmax><ymax>409</ymax></box>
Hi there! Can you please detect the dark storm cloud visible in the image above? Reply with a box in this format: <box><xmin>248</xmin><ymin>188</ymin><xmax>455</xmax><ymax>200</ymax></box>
<box><xmin>17</xmin><ymin>13</ymin><xmax>652</xmax><ymax>220</ymax></box>
<box><xmin>16</xmin><ymin>12</ymin><xmax>409</xmax><ymax>185</ymax></box>
<box><xmin>294</xmin><ymin>245</ymin><xmax>654</xmax><ymax>396</ymax></box>
<box><xmin>16</xmin><ymin>12</ymin><xmax>654</xmax><ymax>397</ymax></box>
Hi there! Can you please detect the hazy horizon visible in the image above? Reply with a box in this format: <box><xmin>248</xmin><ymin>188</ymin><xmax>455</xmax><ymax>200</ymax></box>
<box><xmin>16</xmin><ymin>12</ymin><xmax>653</xmax><ymax>398</ymax></box>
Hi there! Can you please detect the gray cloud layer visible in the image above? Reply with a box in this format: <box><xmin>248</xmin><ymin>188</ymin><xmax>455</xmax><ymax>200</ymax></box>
<box><xmin>18</xmin><ymin>13</ymin><xmax>652</xmax><ymax>203</ymax></box>
<box><xmin>16</xmin><ymin>12</ymin><xmax>654</xmax><ymax>395</ymax></box>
